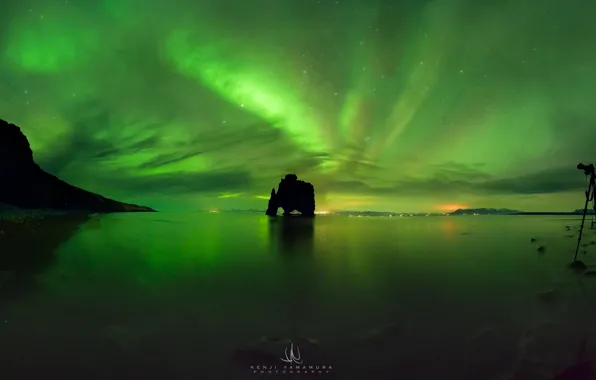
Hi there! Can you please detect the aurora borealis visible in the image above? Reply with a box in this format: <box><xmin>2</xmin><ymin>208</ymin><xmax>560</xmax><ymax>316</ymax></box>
<box><xmin>1</xmin><ymin>0</ymin><xmax>594</xmax><ymax>212</ymax></box>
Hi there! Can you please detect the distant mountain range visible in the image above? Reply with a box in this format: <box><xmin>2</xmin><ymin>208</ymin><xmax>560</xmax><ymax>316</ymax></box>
<box><xmin>449</xmin><ymin>208</ymin><xmax>595</xmax><ymax>216</ymax></box>
<box><xmin>217</xmin><ymin>208</ymin><xmax>595</xmax><ymax>217</ymax></box>
<box><xmin>450</xmin><ymin>208</ymin><xmax>520</xmax><ymax>215</ymax></box>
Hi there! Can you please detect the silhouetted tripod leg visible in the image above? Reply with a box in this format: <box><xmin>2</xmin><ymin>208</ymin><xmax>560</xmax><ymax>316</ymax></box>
<box><xmin>575</xmin><ymin>179</ymin><xmax>594</xmax><ymax>261</ymax></box>
<box><xmin>592</xmin><ymin>181</ymin><xmax>596</xmax><ymax>229</ymax></box>
<box><xmin>589</xmin><ymin>175</ymin><xmax>596</xmax><ymax>229</ymax></box>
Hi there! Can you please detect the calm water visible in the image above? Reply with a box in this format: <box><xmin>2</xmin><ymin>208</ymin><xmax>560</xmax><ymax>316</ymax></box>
<box><xmin>1</xmin><ymin>213</ymin><xmax>596</xmax><ymax>380</ymax></box>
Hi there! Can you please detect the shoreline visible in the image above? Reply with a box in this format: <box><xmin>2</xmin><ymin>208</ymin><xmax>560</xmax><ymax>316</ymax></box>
<box><xmin>0</xmin><ymin>208</ymin><xmax>89</xmax><ymax>222</ymax></box>
<box><xmin>0</xmin><ymin>209</ymin><xmax>91</xmax><ymax>237</ymax></box>
<box><xmin>0</xmin><ymin>210</ymin><xmax>91</xmax><ymax>277</ymax></box>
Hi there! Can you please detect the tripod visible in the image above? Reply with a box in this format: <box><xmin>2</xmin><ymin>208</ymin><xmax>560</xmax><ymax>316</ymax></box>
<box><xmin>574</xmin><ymin>163</ymin><xmax>596</xmax><ymax>263</ymax></box>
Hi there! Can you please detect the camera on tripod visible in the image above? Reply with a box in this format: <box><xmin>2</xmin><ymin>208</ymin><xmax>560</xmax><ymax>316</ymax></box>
<box><xmin>577</xmin><ymin>163</ymin><xmax>595</xmax><ymax>176</ymax></box>
<box><xmin>572</xmin><ymin>162</ymin><xmax>596</xmax><ymax>268</ymax></box>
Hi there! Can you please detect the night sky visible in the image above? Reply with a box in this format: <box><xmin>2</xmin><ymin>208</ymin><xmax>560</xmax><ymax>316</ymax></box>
<box><xmin>1</xmin><ymin>0</ymin><xmax>595</xmax><ymax>212</ymax></box>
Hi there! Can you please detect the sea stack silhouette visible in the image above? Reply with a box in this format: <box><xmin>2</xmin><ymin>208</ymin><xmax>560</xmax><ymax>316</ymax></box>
<box><xmin>0</xmin><ymin>119</ymin><xmax>155</xmax><ymax>212</ymax></box>
<box><xmin>266</xmin><ymin>174</ymin><xmax>315</xmax><ymax>217</ymax></box>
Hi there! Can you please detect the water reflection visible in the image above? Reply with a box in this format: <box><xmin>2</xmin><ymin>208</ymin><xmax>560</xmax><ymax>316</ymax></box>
<box><xmin>268</xmin><ymin>216</ymin><xmax>315</xmax><ymax>256</ymax></box>
<box><xmin>0</xmin><ymin>213</ymin><xmax>594</xmax><ymax>380</ymax></box>
<box><xmin>266</xmin><ymin>216</ymin><xmax>318</xmax><ymax>334</ymax></box>
<box><xmin>0</xmin><ymin>214</ymin><xmax>89</xmax><ymax>307</ymax></box>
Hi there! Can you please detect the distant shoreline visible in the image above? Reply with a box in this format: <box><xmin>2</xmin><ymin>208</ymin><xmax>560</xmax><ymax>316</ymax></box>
<box><xmin>1</xmin><ymin>208</ymin><xmax>587</xmax><ymax>219</ymax></box>
<box><xmin>512</xmin><ymin>212</ymin><xmax>589</xmax><ymax>216</ymax></box>
<box><xmin>202</xmin><ymin>209</ymin><xmax>590</xmax><ymax>217</ymax></box>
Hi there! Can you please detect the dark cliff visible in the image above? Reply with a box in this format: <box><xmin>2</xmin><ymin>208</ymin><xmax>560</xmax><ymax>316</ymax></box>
<box><xmin>0</xmin><ymin>119</ymin><xmax>155</xmax><ymax>213</ymax></box>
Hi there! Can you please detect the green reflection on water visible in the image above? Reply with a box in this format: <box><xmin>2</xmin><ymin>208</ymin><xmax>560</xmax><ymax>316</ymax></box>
<box><xmin>1</xmin><ymin>213</ymin><xmax>595</xmax><ymax>379</ymax></box>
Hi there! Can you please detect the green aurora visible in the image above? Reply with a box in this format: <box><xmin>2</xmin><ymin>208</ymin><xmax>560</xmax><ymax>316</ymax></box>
<box><xmin>1</xmin><ymin>0</ymin><xmax>594</xmax><ymax>212</ymax></box>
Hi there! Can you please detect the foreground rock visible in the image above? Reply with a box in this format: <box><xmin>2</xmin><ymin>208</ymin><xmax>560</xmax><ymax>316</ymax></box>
<box><xmin>570</xmin><ymin>261</ymin><xmax>588</xmax><ymax>271</ymax></box>
<box><xmin>509</xmin><ymin>321</ymin><xmax>594</xmax><ymax>380</ymax></box>
<box><xmin>352</xmin><ymin>323</ymin><xmax>401</xmax><ymax>347</ymax></box>
<box><xmin>0</xmin><ymin>119</ymin><xmax>155</xmax><ymax>213</ymax></box>
<box><xmin>266</xmin><ymin>174</ymin><xmax>315</xmax><ymax>217</ymax></box>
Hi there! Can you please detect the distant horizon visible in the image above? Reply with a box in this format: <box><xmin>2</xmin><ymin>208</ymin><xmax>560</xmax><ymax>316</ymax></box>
<box><xmin>2</xmin><ymin>201</ymin><xmax>589</xmax><ymax>215</ymax></box>
<box><xmin>191</xmin><ymin>206</ymin><xmax>592</xmax><ymax>215</ymax></box>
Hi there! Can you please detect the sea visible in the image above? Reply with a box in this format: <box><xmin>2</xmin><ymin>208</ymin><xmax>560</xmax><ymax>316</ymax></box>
<box><xmin>1</xmin><ymin>212</ymin><xmax>596</xmax><ymax>380</ymax></box>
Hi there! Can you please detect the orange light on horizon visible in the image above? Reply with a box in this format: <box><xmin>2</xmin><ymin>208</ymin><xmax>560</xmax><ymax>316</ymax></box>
<box><xmin>437</xmin><ymin>204</ymin><xmax>468</xmax><ymax>212</ymax></box>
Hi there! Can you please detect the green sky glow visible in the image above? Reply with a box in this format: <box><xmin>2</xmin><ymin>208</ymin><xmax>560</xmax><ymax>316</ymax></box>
<box><xmin>1</xmin><ymin>0</ymin><xmax>594</xmax><ymax>212</ymax></box>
